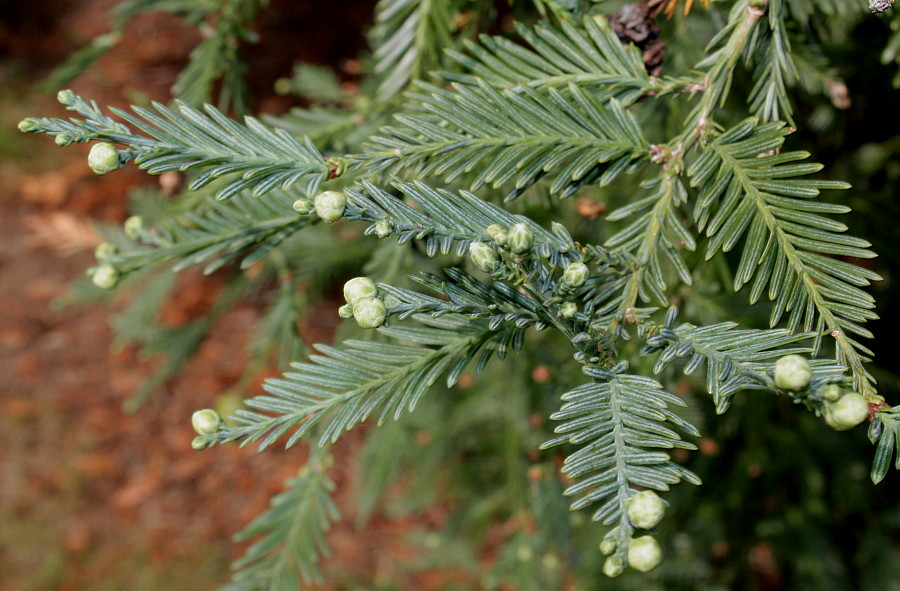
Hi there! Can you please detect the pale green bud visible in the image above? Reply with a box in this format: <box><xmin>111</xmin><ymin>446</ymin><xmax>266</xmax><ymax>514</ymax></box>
<box><xmin>516</xmin><ymin>545</ymin><xmax>533</xmax><ymax>562</ymax></box>
<box><xmin>57</xmin><ymin>89</ymin><xmax>76</xmax><ymax>105</ymax></box>
<box><xmin>292</xmin><ymin>198</ymin><xmax>314</xmax><ymax>214</ymax></box>
<box><xmin>602</xmin><ymin>555</ymin><xmax>624</xmax><ymax>578</ymax></box>
<box><xmin>626</xmin><ymin>490</ymin><xmax>665</xmax><ymax>530</ymax></box>
<box><xmin>338</xmin><ymin>304</ymin><xmax>355</xmax><ymax>319</ymax></box>
<box><xmin>599</xmin><ymin>539</ymin><xmax>616</xmax><ymax>555</ymax></box>
<box><xmin>354</xmin><ymin>298</ymin><xmax>387</xmax><ymax>329</ymax></box>
<box><xmin>88</xmin><ymin>142</ymin><xmax>121</xmax><ymax>175</ymax></box>
<box><xmin>18</xmin><ymin>117</ymin><xmax>40</xmax><ymax>133</ymax></box>
<box><xmin>191</xmin><ymin>408</ymin><xmax>222</xmax><ymax>435</ymax></box>
<box><xmin>821</xmin><ymin>384</ymin><xmax>843</xmax><ymax>402</ymax></box>
<box><xmin>824</xmin><ymin>392</ymin><xmax>869</xmax><ymax>431</ymax></box>
<box><xmin>124</xmin><ymin>216</ymin><xmax>145</xmax><ymax>240</ymax></box>
<box><xmin>541</xmin><ymin>552</ymin><xmax>560</xmax><ymax>572</ymax></box>
<box><xmin>314</xmin><ymin>191</ymin><xmax>346</xmax><ymax>223</ymax></box>
<box><xmin>559</xmin><ymin>302</ymin><xmax>578</xmax><ymax>319</ymax></box>
<box><xmin>94</xmin><ymin>242</ymin><xmax>118</xmax><ymax>262</ymax></box>
<box><xmin>91</xmin><ymin>264</ymin><xmax>119</xmax><ymax>290</ymax></box>
<box><xmin>375</xmin><ymin>220</ymin><xmax>393</xmax><ymax>238</ymax></box>
<box><xmin>486</xmin><ymin>224</ymin><xmax>507</xmax><ymax>245</ymax></box>
<box><xmin>773</xmin><ymin>355</ymin><xmax>812</xmax><ymax>390</ymax></box>
<box><xmin>273</xmin><ymin>77</ymin><xmax>292</xmax><ymax>95</ymax></box>
<box><xmin>191</xmin><ymin>436</ymin><xmax>210</xmax><ymax>450</ymax></box>
<box><xmin>55</xmin><ymin>133</ymin><xmax>74</xmax><ymax>146</ymax></box>
<box><xmin>343</xmin><ymin>277</ymin><xmax>379</xmax><ymax>305</ymax></box>
<box><xmin>469</xmin><ymin>242</ymin><xmax>501</xmax><ymax>273</ymax></box>
<box><xmin>507</xmin><ymin>223</ymin><xmax>534</xmax><ymax>254</ymax></box>
<box><xmin>562</xmin><ymin>262</ymin><xmax>589</xmax><ymax>288</ymax></box>
<box><xmin>627</xmin><ymin>536</ymin><xmax>662</xmax><ymax>572</ymax></box>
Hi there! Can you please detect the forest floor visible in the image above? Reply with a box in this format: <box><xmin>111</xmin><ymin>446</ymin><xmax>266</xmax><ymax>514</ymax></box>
<box><xmin>0</xmin><ymin>2</ymin><xmax>455</xmax><ymax>589</ymax></box>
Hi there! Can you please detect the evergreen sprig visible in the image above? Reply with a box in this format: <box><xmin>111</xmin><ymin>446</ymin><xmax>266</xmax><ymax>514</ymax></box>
<box><xmin>382</xmin><ymin>268</ymin><xmax>549</xmax><ymax>330</ymax></box>
<box><xmin>604</xmin><ymin>174</ymin><xmax>694</xmax><ymax>314</ymax></box>
<box><xmin>222</xmin><ymin>452</ymin><xmax>339</xmax><ymax>590</ymax></box>
<box><xmin>749</xmin><ymin>0</ymin><xmax>799</xmax><ymax>124</ymax></box>
<box><xmin>644</xmin><ymin>312</ymin><xmax>852</xmax><ymax>413</ymax></box>
<box><xmin>344</xmin><ymin>179</ymin><xmax>581</xmax><ymax>265</ymax></box>
<box><xmin>443</xmin><ymin>16</ymin><xmax>653</xmax><ymax>100</ymax></box>
<box><xmin>542</xmin><ymin>363</ymin><xmax>701</xmax><ymax>553</ymax></box>
<box><xmin>688</xmin><ymin>117</ymin><xmax>880</xmax><ymax>394</ymax></box>
<box><xmin>20</xmin><ymin>92</ymin><xmax>329</xmax><ymax>200</ymax></box>
<box><xmin>368</xmin><ymin>0</ymin><xmax>457</xmax><ymax>100</ymax></box>
<box><xmin>364</xmin><ymin>83</ymin><xmax>648</xmax><ymax>199</ymax></box>
<box><xmin>213</xmin><ymin>316</ymin><xmax>527</xmax><ymax>449</ymax></box>
<box><xmin>110</xmin><ymin>190</ymin><xmax>314</xmax><ymax>275</ymax></box>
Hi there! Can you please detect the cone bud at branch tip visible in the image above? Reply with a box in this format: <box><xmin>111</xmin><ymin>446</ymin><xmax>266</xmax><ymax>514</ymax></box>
<box><xmin>821</xmin><ymin>384</ymin><xmax>842</xmax><ymax>402</ymax></box>
<box><xmin>773</xmin><ymin>355</ymin><xmax>811</xmax><ymax>390</ymax></box>
<box><xmin>559</xmin><ymin>302</ymin><xmax>578</xmax><ymax>319</ymax></box>
<box><xmin>314</xmin><ymin>191</ymin><xmax>346</xmax><ymax>223</ymax></box>
<box><xmin>602</xmin><ymin>556</ymin><xmax>624</xmax><ymax>578</ymax></box>
<box><xmin>626</xmin><ymin>489</ymin><xmax>666</xmax><ymax>529</ymax></box>
<box><xmin>824</xmin><ymin>392</ymin><xmax>869</xmax><ymax>431</ymax></box>
<box><xmin>191</xmin><ymin>436</ymin><xmax>210</xmax><ymax>450</ymax></box>
<box><xmin>18</xmin><ymin>118</ymin><xmax>40</xmax><ymax>133</ymax></box>
<box><xmin>192</xmin><ymin>408</ymin><xmax>222</xmax><ymax>436</ymax></box>
<box><xmin>507</xmin><ymin>223</ymin><xmax>534</xmax><ymax>254</ymax></box>
<box><xmin>628</xmin><ymin>536</ymin><xmax>662</xmax><ymax>572</ymax></box>
<box><xmin>469</xmin><ymin>242</ymin><xmax>501</xmax><ymax>273</ymax></box>
<box><xmin>95</xmin><ymin>242</ymin><xmax>118</xmax><ymax>262</ymax></box>
<box><xmin>486</xmin><ymin>224</ymin><xmax>507</xmax><ymax>245</ymax></box>
<box><xmin>124</xmin><ymin>216</ymin><xmax>145</xmax><ymax>240</ymax></box>
<box><xmin>599</xmin><ymin>539</ymin><xmax>616</xmax><ymax>556</ymax></box>
<box><xmin>374</xmin><ymin>220</ymin><xmax>392</xmax><ymax>238</ymax></box>
<box><xmin>292</xmin><ymin>198</ymin><xmax>314</xmax><ymax>214</ymax></box>
<box><xmin>92</xmin><ymin>264</ymin><xmax>119</xmax><ymax>289</ymax></box>
<box><xmin>354</xmin><ymin>298</ymin><xmax>387</xmax><ymax>329</ymax></box>
<box><xmin>343</xmin><ymin>277</ymin><xmax>378</xmax><ymax>305</ymax></box>
<box><xmin>88</xmin><ymin>142</ymin><xmax>121</xmax><ymax>176</ymax></box>
<box><xmin>57</xmin><ymin>89</ymin><xmax>76</xmax><ymax>105</ymax></box>
<box><xmin>563</xmin><ymin>262</ymin><xmax>589</xmax><ymax>288</ymax></box>
<box><xmin>338</xmin><ymin>304</ymin><xmax>354</xmax><ymax>319</ymax></box>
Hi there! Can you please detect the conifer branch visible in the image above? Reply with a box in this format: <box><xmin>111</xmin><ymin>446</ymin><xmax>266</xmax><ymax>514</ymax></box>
<box><xmin>20</xmin><ymin>91</ymin><xmax>329</xmax><ymax>200</ymax></box>
<box><xmin>369</xmin><ymin>0</ymin><xmax>456</xmax><ymax>100</ymax></box>
<box><xmin>223</xmin><ymin>451</ymin><xmax>339</xmax><ymax>590</ymax></box>
<box><xmin>364</xmin><ymin>83</ymin><xmax>648</xmax><ymax>199</ymax></box>
<box><xmin>688</xmin><ymin>118</ymin><xmax>880</xmax><ymax>395</ymax></box>
<box><xmin>682</xmin><ymin>0</ymin><xmax>765</xmax><ymax>142</ymax></box>
<box><xmin>443</xmin><ymin>16</ymin><xmax>653</xmax><ymax>101</ymax></box>
<box><xmin>643</xmin><ymin>312</ymin><xmax>852</xmax><ymax>413</ymax></box>
<box><xmin>110</xmin><ymin>190</ymin><xmax>315</xmax><ymax>275</ymax></box>
<box><xmin>748</xmin><ymin>0</ymin><xmax>798</xmax><ymax>125</ymax></box>
<box><xmin>344</xmin><ymin>180</ymin><xmax>583</xmax><ymax>266</ymax></box>
<box><xmin>602</xmin><ymin>173</ymin><xmax>695</xmax><ymax>338</ymax></box>
<box><xmin>211</xmin><ymin>316</ymin><xmax>527</xmax><ymax>449</ymax></box>
<box><xmin>542</xmin><ymin>363</ymin><xmax>700</xmax><ymax>558</ymax></box>
<box><xmin>171</xmin><ymin>0</ymin><xmax>266</xmax><ymax>114</ymax></box>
